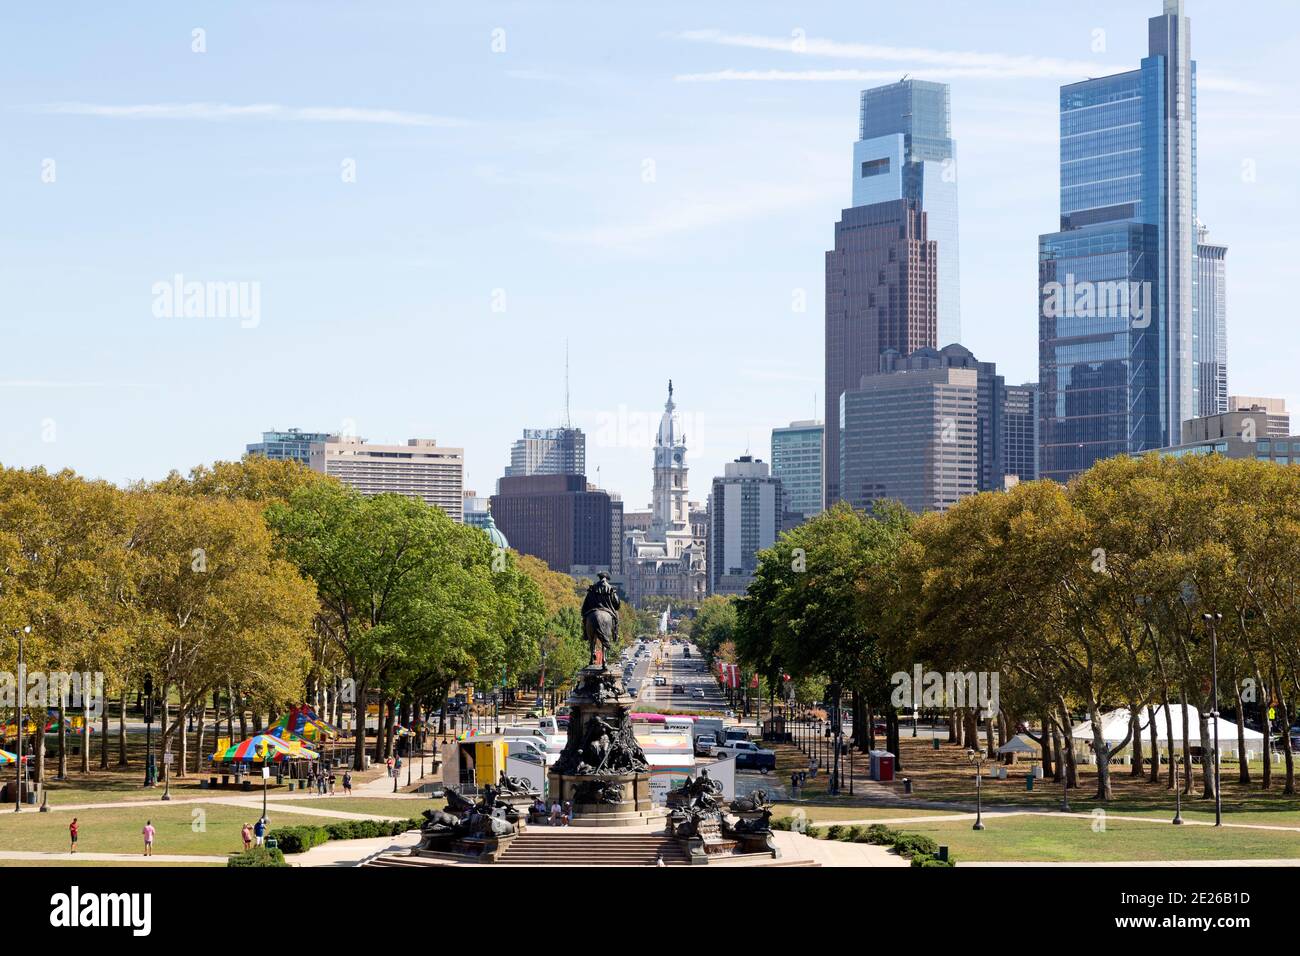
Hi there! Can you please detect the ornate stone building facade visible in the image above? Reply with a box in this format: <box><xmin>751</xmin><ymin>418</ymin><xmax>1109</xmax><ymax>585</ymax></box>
<box><xmin>623</xmin><ymin>382</ymin><xmax>707</xmax><ymax>606</ymax></box>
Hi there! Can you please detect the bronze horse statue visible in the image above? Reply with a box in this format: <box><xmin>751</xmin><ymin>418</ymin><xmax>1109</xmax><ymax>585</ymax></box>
<box><xmin>581</xmin><ymin>572</ymin><xmax>620</xmax><ymax>668</ymax></box>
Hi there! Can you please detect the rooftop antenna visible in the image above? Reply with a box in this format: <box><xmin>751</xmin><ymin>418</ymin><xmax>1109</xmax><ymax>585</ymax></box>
<box><xmin>563</xmin><ymin>339</ymin><xmax>572</xmax><ymax>429</ymax></box>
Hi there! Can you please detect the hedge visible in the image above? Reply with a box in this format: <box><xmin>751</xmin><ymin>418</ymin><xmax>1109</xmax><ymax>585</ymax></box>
<box><xmin>228</xmin><ymin>846</ymin><xmax>288</xmax><ymax>867</ymax></box>
<box><xmin>269</xmin><ymin>817</ymin><xmax>423</xmax><ymax>854</ymax></box>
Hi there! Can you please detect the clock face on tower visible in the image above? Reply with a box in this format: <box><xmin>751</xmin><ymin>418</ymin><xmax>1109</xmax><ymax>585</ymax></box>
<box><xmin>673</xmin><ymin>451</ymin><xmax>682</xmax><ymax>464</ymax></box>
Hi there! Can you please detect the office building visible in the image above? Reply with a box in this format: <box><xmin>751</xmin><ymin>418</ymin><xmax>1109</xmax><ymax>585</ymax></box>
<box><xmin>309</xmin><ymin>436</ymin><xmax>464</xmax><ymax>521</ymax></box>
<box><xmin>1002</xmin><ymin>384</ymin><xmax>1040</xmax><ymax>485</ymax></box>
<box><xmin>854</xmin><ymin>79</ymin><xmax>961</xmax><ymax>346</ymax></box>
<box><xmin>771</xmin><ymin>420</ymin><xmax>824</xmax><ymax>524</ymax></box>
<box><xmin>840</xmin><ymin>366</ymin><xmax>980</xmax><ymax>514</ymax></box>
<box><xmin>1039</xmin><ymin>0</ymin><xmax>1200</xmax><ymax>482</ymax></box>
<box><xmin>1196</xmin><ymin>225</ymin><xmax>1228</xmax><ymax>417</ymax></box>
<box><xmin>709</xmin><ymin>456</ymin><xmax>783</xmax><ymax>597</ymax></box>
<box><xmin>490</xmin><ymin>474</ymin><xmax>613</xmax><ymax>576</ymax></box>
<box><xmin>246</xmin><ymin>428</ymin><xmax>331</xmax><ymax>467</ymax></box>
<box><xmin>504</xmin><ymin>427</ymin><xmax>586</xmax><ymax>480</ymax></box>
<box><xmin>1228</xmin><ymin>397</ymin><xmax>1290</xmax><ymax>438</ymax></box>
<box><xmin>1155</xmin><ymin>410</ymin><xmax>1300</xmax><ymax>464</ymax></box>
<box><xmin>825</xmin><ymin>199</ymin><xmax>938</xmax><ymax>505</ymax></box>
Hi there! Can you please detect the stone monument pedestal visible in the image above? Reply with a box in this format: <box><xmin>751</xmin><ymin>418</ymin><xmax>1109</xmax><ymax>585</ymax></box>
<box><xmin>548</xmin><ymin>665</ymin><xmax>655</xmax><ymax>828</ymax></box>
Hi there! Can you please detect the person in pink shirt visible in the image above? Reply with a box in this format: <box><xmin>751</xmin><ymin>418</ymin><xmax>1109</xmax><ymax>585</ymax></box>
<box><xmin>142</xmin><ymin>820</ymin><xmax>156</xmax><ymax>857</ymax></box>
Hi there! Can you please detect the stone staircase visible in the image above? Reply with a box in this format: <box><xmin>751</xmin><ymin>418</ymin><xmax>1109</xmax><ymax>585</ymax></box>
<box><xmin>497</xmin><ymin>831</ymin><xmax>693</xmax><ymax>866</ymax></box>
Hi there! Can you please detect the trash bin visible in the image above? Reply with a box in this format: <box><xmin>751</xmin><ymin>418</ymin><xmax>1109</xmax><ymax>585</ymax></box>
<box><xmin>1025</xmin><ymin>772</ymin><xmax>1034</xmax><ymax>792</ymax></box>
<box><xmin>265</xmin><ymin>837</ymin><xmax>278</xmax><ymax>851</ymax></box>
<box><xmin>903</xmin><ymin>777</ymin><xmax>913</xmax><ymax>795</ymax></box>
<box><xmin>932</xmin><ymin>737</ymin><xmax>940</xmax><ymax>750</ymax></box>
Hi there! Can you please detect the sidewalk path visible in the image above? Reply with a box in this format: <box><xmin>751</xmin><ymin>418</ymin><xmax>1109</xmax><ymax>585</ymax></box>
<box><xmin>0</xmin><ymin>850</ymin><xmax>226</xmax><ymax>864</ymax></box>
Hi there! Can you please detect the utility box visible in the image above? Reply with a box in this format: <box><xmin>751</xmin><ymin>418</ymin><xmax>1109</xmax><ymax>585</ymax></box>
<box><xmin>868</xmin><ymin>749</ymin><xmax>895</xmax><ymax>782</ymax></box>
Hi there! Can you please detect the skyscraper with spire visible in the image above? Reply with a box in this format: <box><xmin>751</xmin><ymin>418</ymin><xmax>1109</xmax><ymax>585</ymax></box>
<box><xmin>1038</xmin><ymin>0</ymin><xmax>1201</xmax><ymax>482</ymax></box>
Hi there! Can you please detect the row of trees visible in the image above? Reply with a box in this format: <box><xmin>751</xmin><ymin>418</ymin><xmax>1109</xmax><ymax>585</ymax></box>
<box><xmin>730</xmin><ymin>454</ymin><xmax>1300</xmax><ymax>801</ymax></box>
<box><xmin>0</xmin><ymin>457</ymin><xmax>624</xmax><ymax>778</ymax></box>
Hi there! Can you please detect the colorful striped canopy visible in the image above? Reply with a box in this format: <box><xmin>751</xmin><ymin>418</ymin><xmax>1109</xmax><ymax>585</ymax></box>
<box><xmin>392</xmin><ymin>724</ymin><xmax>414</xmax><ymax>738</ymax></box>
<box><xmin>270</xmin><ymin>705</ymin><xmax>339</xmax><ymax>741</ymax></box>
<box><xmin>0</xmin><ymin>749</ymin><xmax>25</xmax><ymax>766</ymax></box>
<box><xmin>211</xmin><ymin>734</ymin><xmax>318</xmax><ymax>763</ymax></box>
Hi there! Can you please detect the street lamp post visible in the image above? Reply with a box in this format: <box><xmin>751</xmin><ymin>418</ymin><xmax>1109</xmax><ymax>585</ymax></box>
<box><xmin>142</xmin><ymin>673</ymin><xmax>155</xmax><ymax>788</ymax></box>
<box><xmin>967</xmin><ymin>748</ymin><xmax>987</xmax><ymax>830</ymax></box>
<box><xmin>1203</xmin><ymin>611</ymin><xmax>1224</xmax><ymax>827</ymax></box>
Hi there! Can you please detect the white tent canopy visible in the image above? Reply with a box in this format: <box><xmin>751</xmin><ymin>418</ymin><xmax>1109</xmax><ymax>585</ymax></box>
<box><xmin>996</xmin><ymin>735</ymin><xmax>1040</xmax><ymax>756</ymax></box>
<box><xmin>1071</xmin><ymin>706</ymin><xmax>1262</xmax><ymax>753</ymax></box>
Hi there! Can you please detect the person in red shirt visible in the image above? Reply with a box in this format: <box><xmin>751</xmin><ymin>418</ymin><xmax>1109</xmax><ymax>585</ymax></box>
<box><xmin>69</xmin><ymin>818</ymin><xmax>79</xmax><ymax>853</ymax></box>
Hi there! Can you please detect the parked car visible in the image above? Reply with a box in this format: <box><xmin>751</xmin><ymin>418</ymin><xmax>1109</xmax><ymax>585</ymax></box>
<box><xmin>694</xmin><ymin>734</ymin><xmax>717</xmax><ymax>756</ymax></box>
<box><xmin>713</xmin><ymin>739</ymin><xmax>776</xmax><ymax>773</ymax></box>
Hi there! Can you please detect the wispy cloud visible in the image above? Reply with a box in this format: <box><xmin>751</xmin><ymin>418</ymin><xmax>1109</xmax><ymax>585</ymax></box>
<box><xmin>26</xmin><ymin>102</ymin><xmax>468</xmax><ymax>127</ymax></box>
<box><xmin>673</xmin><ymin>29</ymin><xmax>1268</xmax><ymax>95</ymax></box>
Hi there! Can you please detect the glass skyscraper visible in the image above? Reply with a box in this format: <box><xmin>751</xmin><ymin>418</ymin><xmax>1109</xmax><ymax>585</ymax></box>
<box><xmin>853</xmin><ymin>79</ymin><xmax>961</xmax><ymax>347</ymax></box>
<box><xmin>1039</xmin><ymin>0</ymin><xmax>1198</xmax><ymax>482</ymax></box>
<box><xmin>770</xmin><ymin>420</ymin><xmax>824</xmax><ymax>521</ymax></box>
<box><xmin>1196</xmin><ymin>224</ymin><xmax>1228</xmax><ymax>418</ymax></box>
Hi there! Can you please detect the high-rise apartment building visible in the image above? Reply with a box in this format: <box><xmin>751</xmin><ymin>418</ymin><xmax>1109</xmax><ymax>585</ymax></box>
<box><xmin>824</xmin><ymin>199</ymin><xmax>938</xmax><ymax>505</ymax></box>
<box><xmin>853</xmin><ymin>80</ymin><xmax>961</xmax><ymax>347</ymax></box>
<box><xmin>771</xmin><ymin>420</ymin><xmax>824</xmax><ymax>523</ymax></box>
<box><xmin>709</xmin><ymin>457</ymin><xmax>783</xmax><ymax>597</ymax></box>
<box><xmin>1039</xmin><ymin>0</ymin><xmax>1200</xmax><ymax>482</ymax></box>
<box><xmin>309</xmin><ymin>436</ymin><xmax>464</xmax><ymax>521</ymax></box>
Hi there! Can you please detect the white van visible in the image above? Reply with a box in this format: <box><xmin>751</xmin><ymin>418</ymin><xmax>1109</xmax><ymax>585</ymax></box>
<box><xmin>663</xmin><ymin>716</ymin><xmax>694</xmax><ymax>737</ymax></box>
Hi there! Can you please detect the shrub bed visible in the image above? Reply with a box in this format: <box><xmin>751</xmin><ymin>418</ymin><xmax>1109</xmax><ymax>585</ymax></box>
<box><xmin>228</xmin><ymin>846</ymin><xmax>288</xmax><ymax>867</ymax></box>
<box><xmin>269</xmin><ymin>816</ymin><xmax>422</xmax><ymax>854</ymax></box>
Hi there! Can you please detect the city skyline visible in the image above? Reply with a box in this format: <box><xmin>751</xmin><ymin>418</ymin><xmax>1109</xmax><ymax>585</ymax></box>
<box><xmin>2</xmin><ymin>1</ymin><xmax>1294</xmax><ymax>511</ymax></box>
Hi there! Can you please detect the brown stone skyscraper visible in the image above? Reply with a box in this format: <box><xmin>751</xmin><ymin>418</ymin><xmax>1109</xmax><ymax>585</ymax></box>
<box><xmin>824</xmin><ymin>198</ymin><xmax>938</xmax><ymax>505</ymax></box>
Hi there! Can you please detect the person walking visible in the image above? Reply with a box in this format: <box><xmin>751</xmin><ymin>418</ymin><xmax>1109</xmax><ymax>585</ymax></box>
<box><xmin>253</xmin><ymin>817</ymin><xmax>266</xmax><ymax>848</ymax></box>
<box><xmin>142</xmin><ymin>820</ymin><xmax>155</xmax><ymax>857</ymax></box>
<box><xmin>241</xmin><ymin>822</ymin><xmax>253</xmax><ymax>851</ymax></box>
<box><xmin>328</xmin><ymin>770</ymin><xmax>336</xmax><ymax>795</ymax></box>
<box><xmin>385</xmin><ymin>756</ymin><xmax>394</xmax><ymax>778</ymax></box>
<box><xmin>68</xmin><ymin>817</ymin><xmax>79</xmax><ymax>853</ymax></box>
<box><xmin>342</xmin><ymin>770</ymin><xmax>353</xmax><ymax>795</ymax></box>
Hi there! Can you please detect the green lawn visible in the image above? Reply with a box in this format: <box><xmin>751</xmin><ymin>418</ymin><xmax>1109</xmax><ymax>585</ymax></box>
<box><xmin>904</xmin><ymin>813</ymin><xmax>1300</xmax><ymax>862</ymax></box>
<box><xmin>0</xmin><ymin>801</ymin><xmax>406</xmax><ymax>856</ymax></box>
<box><xmin>770</xmin><ymin>803</ymin><xmax>962</xmax><ymax>823</ymax></box>
<box><xmin>270</xmin><ymin>797</ymin><xmax>430</xmax><ymax>817</ymax></box>
<box><xmin>0</xmin><ymin>860</ymin><xmax>222</xmax><ymax>867</ymax></box>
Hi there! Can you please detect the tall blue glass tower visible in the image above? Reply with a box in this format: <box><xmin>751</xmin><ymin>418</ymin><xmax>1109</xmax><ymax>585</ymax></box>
<box><xmin>1038</xmin><ymin>0</ymin><xmax>1197</xmax><ymax>483</ymax></box>
<box><xmin>853</xmin><ymin>79</ymin><xmax>961</xmax><ymax>347</ymax></box>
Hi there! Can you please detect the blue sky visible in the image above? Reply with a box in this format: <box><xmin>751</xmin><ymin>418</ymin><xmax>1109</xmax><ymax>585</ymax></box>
<box><xmin>2</xmin><ymin>1</ymin><xmax>1296</xmax><ymax>509</ymax></box>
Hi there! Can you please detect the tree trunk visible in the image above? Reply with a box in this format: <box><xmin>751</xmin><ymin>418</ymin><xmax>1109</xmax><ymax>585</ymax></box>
<box><xmin>1147</xmin><ymin>705</ymin><xmax>1160</xmax><ymax>784</ymax></box>
<box><xmin>1040</xmin><ymin>711</ymin><xmax>1054</xmax><ymax>778</ymax></box>
<box><xmin>1180</xmin><ymin>698</ymin><xmax>1193</xmax><ymax>795</ymax></box>
<box><xmin>100</xmin><ymin>696</ymin><xmax>110</xmax><ymax>771</ymax></box>
<box><xmin>1130</xmin><ymin>708</ymin><xmax>1144</xmax><ymax>777</ymax></box>
<box><xmin>1057</xmin><ymin>699</ymin><xmax>1077</xmax><ymax>789</ymax></box>
<box><xmin>1258</xmin><ymin>668</ymin><xmax>1272</xmax><ymax>790</ymax></box>
<box><xmin>352</xmin><ymin>679</ymin><xmax>369</xmax><ymax>770</ymax></box>
<box><xmin>1196</xmin><ymin>707</ymin><xmax>1215</xmax><ymax>800</ymax></box>
<box><xmin>1234</xmin><ymin>678</ymin><xmax>1250</xmax><ymax>785</ymax></box>
<box><xmin>81</xmin><ymin>696</ymin><xmax>91</xmax><ymax>774</ymax></box>
<box><xmin>1163</xmin><ymin>703</ymin><xmax>1176</xmax><ymax>790</ymax></box>
<box><xmin>117</xmin><ymin>687</ymin><xmax>128</xmax><ymax>766</ymax></box>
<box><xmin>57</xmin><ymin>698</ymin><xmax>68</xmax><ymax>780</ymax></box>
